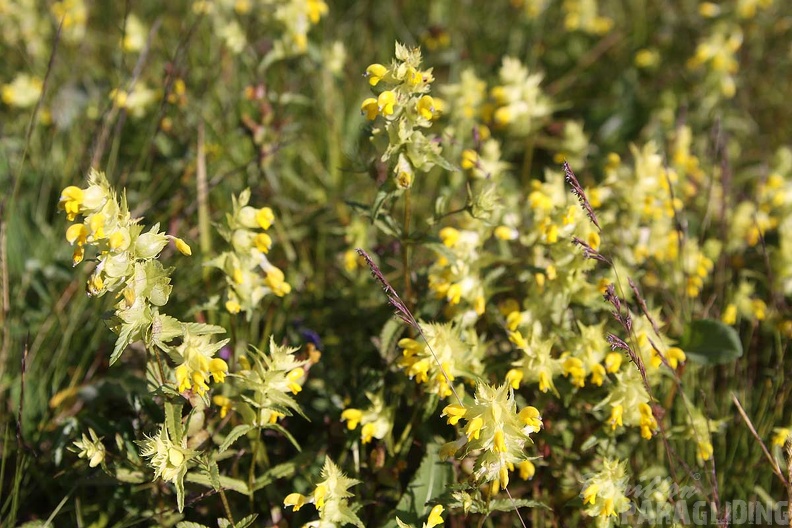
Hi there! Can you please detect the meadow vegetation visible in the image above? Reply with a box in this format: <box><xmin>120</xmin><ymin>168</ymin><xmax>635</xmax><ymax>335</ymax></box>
<box><xmin>1</xmin><ymin>0</ymin><xmax>791</xmax><ymax>526</ymax></box>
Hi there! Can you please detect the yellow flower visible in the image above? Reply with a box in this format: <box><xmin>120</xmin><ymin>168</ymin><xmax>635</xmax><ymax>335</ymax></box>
<box><xmin>365</xmin><ymin>63</ymin><xmax>388</xmax><ymax>86</ymax></box>
<box><xmin>465</xmin><ymin>416</ymin><xmax>483</xmax><ymax>440</ymax></box>
<box><xmin>439</xmin><ymin>227</ymin><xmax>460</xmax><ymax>247</ymax></box>
<box><xmin>1</xmin><ymin>74</ymin><xmax>43</xmax><ymax>108</ymax></box>
<box><xmin>772</xmin><ymin>427</ymin><xmax>791</xmax><ymax>447</ymax></box>
<box><xmin>666</xmin><ymin>347</ymin><xmax>686</xmax><ymax>369</ymax></box>
<box><xmin>609</xmin><ymin>404</ymin><xmax>624</xmax><ymax>430</ymax></box>
<box><xmin>583</xmin><ymin>482</ymin><xmax>599</xmax><ymax>505</ymax></box>
<box><xmin>416</xmin><ymin>95</ymin><xmax>436</xmax><ymax>120</ymax></box>
<box><xmin>305</xmin><ymin>0</ymin><xmax>328</xmax><ymax>23</ymax></box>
<box><xmin>341</xmin><ymin>408</ymin><xmax>363</xmax><ymax>430</ymax></box>
<box><xmin>518</xmin><ymin>406</ymin><xmax>542</xmax><ymax>432</ymax></box>
<box><xmin>518</xmin><ymin>459</ymin><xmax>536</xmax><ymax>480</ymax></box>
<box><xmin>59</xmin><ymin>186</ymin><xmax>85</xmax><ymax>221</ymax></box>
<box><xmin>697</xmin><ymin>440</ymin><xmax>713</xmax><ymax>462</ymax></box>
<box><xmin>361</xmin><ymin>422</ymin><xmax>376</xmax><ymax>443</ymax></box>
<box><xmin>506</xmin><ymin>368</ymin><xmax>523</xmax><ymax>389</ymax></box>
<box><xmin>442</xmin><ymin>404</ymin><xmax>467</xmax><ymax>425</ymax></box>
<box><xmin>461</xmin><ymin>149</ymin><xmax>478</xmax><ymax>170</ymax></box>
<box><xmin>377</xmin><ymin>90</ymin><xmax>397</xmax><ymax>116</ymax></box>
<box><xmin>173</xmin><ymin>237</ymin><xmax>192</xmax><ymax>256</ymax></box>
<box><xmin>283</xmin><ymin>492</ymin><xmax>307</xmax><ymax>511</ymax></box>
<box><xmin>590</xmin><ymin>363</ymin><xmax>606</xmax><ymax>386</ymax></box>
<box><xmin>426</xmin><ymin>504</ymin><xmax>444</xmax><ymax>528</ymax></box>
<box><xmin>212</xmin><ymin>395</ymin><xmax>232</xmax><ymax>418</ymax></box>
<box><xmin>256</xmin><ymin>207</ymin><xmax>274</xmax><ymax>229</ymax></box>
<box><xmin>314</xmin><ymin>483</ymin><xmax>328</xmax><ymax>510</ymax></box>
<box><xmin>605</xmin><ymin>352</ymin><xmax>622</xmax><ymax>373</ymax></box>
<box><xmin>722</xmin><ymin>303</ymin><xmax>737</xmax><ymax>325</ymax></box>
<box><xmin>225</xmin><ymin>299</ymin><xmax>242</xmax><ymax>314</ymax></box>
<box><xmin>286</xmin><ymin>368</ymin><xmax>304</xmax><ymax>394</ymax></box>
<box><xmin>361</xmin><ymin>97</ymin><xmax>378</xmax><ymax>120</ymax></box>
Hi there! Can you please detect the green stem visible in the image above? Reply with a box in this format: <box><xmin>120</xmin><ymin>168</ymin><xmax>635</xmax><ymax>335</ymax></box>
<box><xmin>219</xmin><ymin>488</ymin><xmax>236</xmax><ymax>528</ymax></box>
<box><xmin>403</xmin><ymin>188</ymin><xmax>412</xmax><ymax>309</ymax></box>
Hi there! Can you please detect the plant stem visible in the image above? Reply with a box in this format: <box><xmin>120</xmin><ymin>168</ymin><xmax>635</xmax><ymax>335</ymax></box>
<box><xmin>402</xmin><ymin>188</ymin><xmax>412</xmax><ymax>309</ymax></box>
<box><xmin>219</xmin><ymin>488</ymin><xmax>236</xmax><ymax>527</ymax></box>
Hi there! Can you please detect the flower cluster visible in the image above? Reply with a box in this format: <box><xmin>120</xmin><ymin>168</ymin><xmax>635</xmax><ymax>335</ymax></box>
<box><xmin>361</xmin><ymin>42</ymin><xmax>449</xmax><ymax>189</ymax></box>
<box><xmin>489</xmin><ymin>57</ymin><xmax>553</xmax><ymax>135</ymax></box>
<box><xmin>192</xmin><ymin>0</ymin><xmax>327</xmax><ymax>56</ymax></box>
<box><xmin>72</xmin><ymin>428</ymin><xmax>106</xmax><ymax>468</ymax></box>
<box><xmin>207</xmin><ymin>189</ymin><xmax>291</xmax><ymax>318</ymax></box>
<box><xmin>340</xmin><ymin>392</ymin><xmax>393</xmax><ymax>445</ymax></box>
<box><xmin>581</xmin><ymin>458</ymin><xmax>631</xmax><ymax>526</ymax></box>
<box><xmin>397</xmin><ymin>323</ymin><xmax>484</xmax><ymax>399</ymax></box>
<box><xmin>220</xmin><ymin>337</ymin><xmax>312</xmax><ymax>429</ymax></box>
<box><xmin>427</xmin><ymin>227</ymin><xmax>488</xmax><ymax>324</ymax></box>
<box><xmin>441</xmin><ymin>383</ymin><xmax>542</xmax><ymax>493</ymax></box>
<box><xmin>283</xmin><ymin>457</ymin><xmax>364</xmax><ymax>528</ymax></box>
<box><xmin>58</xmin><ymin>170</ymin><xmax>229</xmax><ymax>396</ymax></box>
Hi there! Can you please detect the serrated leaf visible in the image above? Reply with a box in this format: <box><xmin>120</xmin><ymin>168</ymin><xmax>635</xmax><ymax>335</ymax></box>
<box><xmin>218</xmin><ymin>520</ymin><xmax>230</xmax><ymax>528</ymax></box>
<box><xmin>175</xmin><ymin>522</ymin><xmax>211</xmax><ymax>528</ymax></box>
<box><xmin>110</xmin><ymin>323</ymin><xmax>135</xmax><ymax>365</ymax></box>
<box><xmin>181</xmin><ymin>322</ymin><xmax>227</xmax><ymax>335</ymax></box>
<box><xmin>165</xmin><ymin>401</ymin><xmax>184</xmax><ymax>444</ymax></box>
<box><xmin>487</xmin><ymin>498</ymin><xmax>550</xmax><ymax>512</ymax></box>
<box><xmin>218</xmin><ymin>424</ymin><xmax>253</xmax><ymax>452</ymax></box>
<box><xmin>680</xmin><ymin>318</ymin><xmax>743</xmax><ymax>365</ymax></box>
<box><xmin>207</xmin><ymin>457</ymin><xmax>221</xmax><ymax>491</ymax></box>
<box><xmin>175</xmin><ymin>470</ymin><xmax>186</xmax><ymax>512</ymax></box>
<box><xmin>235</xmin><ymin>514</ymin><xmax>259</xmax><ymax>528</ymax></box>
<box><xmin>385</xmin><ymin>441</ymin><xmax>452</xmax><ymax>527</ymax></box>
<box><xmin>186</xmin><ymin>472</ymin><xmax>250</xmax><ymax>495</ymax></box>
<box><xmin>251</xmin><ymin>461</ymin><xmax>297</xmax><ymax>491</ymax></box>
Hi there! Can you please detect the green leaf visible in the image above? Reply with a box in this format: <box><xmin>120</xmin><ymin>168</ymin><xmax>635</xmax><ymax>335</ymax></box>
<box><xmin>680</xmin><ymin>318</ymin><xmax>743</xmax><ymax>365</ymax></box>
<box><xmin>165</xmin><ymin>401</ymin><xmax>184</xmax><ymax>445</ymax></box>
<box><xmin>384</xmin><ymin>441</ymin><xmax>453</xmax><ymax>528</ymax></box>
<box><xmin>207</xmin><ymin>457</ymin><xmax>221</xmax><ymax>491</ymax></box>
<box><xmin>110</xmin><ymin>323</ymin><xmax>134</xmax><ymax>365</ymax></box>
<box><xmin>235</xmin><ymin>514</ymin><xmax>259</xmax><ymax>528</ymax></box>
<box><xmin>251</xmin><ymin>461</ymin><xmax>297</xmax><ymax>492</ymax></box>
<box><xmin>175</xmin><ymin>523</ymin><xmax>211</xmax><ymax>528</ymax></box>
<box><xmin>371</xmin><ymin>187</ymin><xmax>399</xmax><ymax>222</ymax></box>
<box><xmin>186</xmin><ymin>472</ymin><xmax>250</xmax><ymax>495</ymax></box>
<box><xmin>263</xmin><ymin>423</ymin><xmax>302</xmax><ymax>452</ymax></box>
<box><xmin>218</xmin><ymin>424</ymin><xmax>253</xmax><ymax>453</ymax></box>
<box><xmin>175</xmin><ymin>468</ymin><xmax>186</xmax><ymax>512</ymax></box>
<box><xmin>487</xmin><ymin>498</ymin><xmax>550</xmax><ymax>512</ymax></box>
